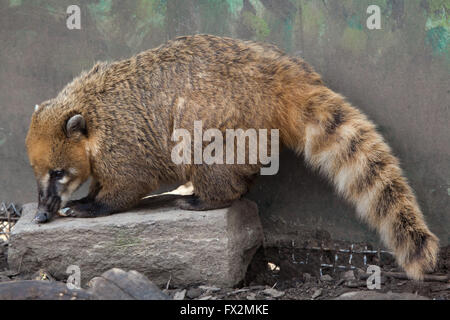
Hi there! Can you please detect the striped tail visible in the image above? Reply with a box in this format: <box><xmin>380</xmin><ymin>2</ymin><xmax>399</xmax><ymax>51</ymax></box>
<box><xmin>286</xmin><ymin>87</ymin><xmax>439</xmax><ymax>280</ymax></box>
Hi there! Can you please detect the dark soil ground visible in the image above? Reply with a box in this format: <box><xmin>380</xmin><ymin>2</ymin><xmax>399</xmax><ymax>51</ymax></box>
<box><xmin>1</xmin><ymin>238</ymin><xmax>448</xmax><ymax>300</ymax></box>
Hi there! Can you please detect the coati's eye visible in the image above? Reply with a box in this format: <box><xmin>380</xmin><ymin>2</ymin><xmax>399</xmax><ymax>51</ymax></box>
<box><xmin>51</xmin><ymin>170</ymin><xmax>65</xmax><ymax>179</ymax></box>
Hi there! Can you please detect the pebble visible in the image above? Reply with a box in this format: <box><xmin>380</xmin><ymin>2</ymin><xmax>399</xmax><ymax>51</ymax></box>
<box><xmin>262</xmin><ymin>288</ymin><xmax>285</xmax><ymax>298</ymax></box>
<box><xmin>342</xmin><ymin>270</ymin><xmax>355</xmax><ymax>281</ymax></box>
<box><xmin>246</xmin><ymin>293</ymin><xmax>256</xmax><ymax>300</ymax></box>
<box><xmin>320</xmin><ymin>274</ymin><xmax>333</xmax><ymax>282</ymax></box>
<box><xmin>312</xmin><ymin>288</ymin><xmax>322</xmax><ymax>299</ymax></box>
<box><xmin>345</xmin><ymin>280</ymin><xmax>363</xmax><ymax>288</ymax></box>
<box><xmin>173</xmin><ymin>289</ymin><xmax>186</xmax><ymax>300</ymax></box>
<box><xmin>186</xmin><ymin>287</ymin><xmax>203</xmax><ymax>299</ymax></box>
<box><xmin>199</xmin><ymin>285</ymin><xmax>221</xmax><ymax>292</ymax></box>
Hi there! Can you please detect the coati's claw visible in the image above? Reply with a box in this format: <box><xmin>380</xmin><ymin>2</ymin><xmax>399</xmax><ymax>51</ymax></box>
<box><xmin>58</xmin><ymin>206</ymin><xmax>91</xmax><ymax>218</ymax></box>
<box><xmin>58</xmin><ymin>207</ymin><xmax>71</xmax><ymax>217</ymax></box>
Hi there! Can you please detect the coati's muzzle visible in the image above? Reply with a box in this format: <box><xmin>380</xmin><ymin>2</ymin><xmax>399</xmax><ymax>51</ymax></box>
<box><xmin>33</xmin><ymin>172</ymin><xmax>64</xmax><ymax>223</ymax></box>
<box><xmin>35</xmin><ymin>188</ymin><xmax>61</xmax><ymax>223</ymax></box>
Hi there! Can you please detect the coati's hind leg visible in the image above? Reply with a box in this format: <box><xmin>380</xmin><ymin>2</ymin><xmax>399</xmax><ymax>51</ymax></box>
<box><xmin>176</xmin><ymin>165</ymin><xmax>257</xmax><ymax>211</ymax></box>
<box><xmin>176</xmin><ymin>195</ymin><xmax>233</xmax><ymax>211</ymax></box>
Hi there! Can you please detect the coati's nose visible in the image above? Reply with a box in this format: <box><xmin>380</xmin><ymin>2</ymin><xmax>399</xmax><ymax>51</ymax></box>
<box><xmin>34</xmin><ymin>211</ymin><xmax>50</xmax><ymax>223</ymax></box>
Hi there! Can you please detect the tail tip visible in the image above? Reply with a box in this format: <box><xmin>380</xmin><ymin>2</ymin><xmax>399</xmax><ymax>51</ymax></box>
<box><xmin>402</xmin><ymin>233</ymin><xmax>439</xmax><ymax>281</ymax></box>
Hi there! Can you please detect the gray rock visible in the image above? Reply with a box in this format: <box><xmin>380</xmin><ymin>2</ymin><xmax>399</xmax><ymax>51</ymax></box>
<box><xmin>335</xmin><ymin>291</ymin><xmax>430</xmax><ymax>300</ymax></box>
<box><xmin>342</xmin><ymin>270</ymin><xmax>355</xmax><ymax>281</ymax></box>
<box><xmin>320</xmin><ymin>274</ymin><xmax>333</xmax><ymax>282</ymax></box>
<box><xmin>8</xmin><ymin>199</ymin><xmax>263</xmax><ymax>287</ymax></box>
<box><xmin>262</xmin><ymin>288</ymin><xmax>285</xmax><ymax>298</ymax></box>
<box><xmin>311</xmin><ymin>288</ymin><xmax>322</xmax><ymax>299</ymax></box>
<box><xmin>0</xmin><ymin>280</ymin><xmax>93</xmax><ymax>300</ymax></box>
<box><xmin>186</xmin><ymin>287</ymin><xmax>203</xmax><ymax>299</ymax></box>
<box><xmin>87</xmin><ymin>268</ymin><xmax>169</xmax><ymax>300</ymax></box>
<box><xmin>173</xmin><ymin>289</ymin><xmax>186</xmax><ymax>300</ymax></box>
<box><xmin>345</xmin><ymin>280</ymin><xmax>365</xmax><ymax>288</ymax></box>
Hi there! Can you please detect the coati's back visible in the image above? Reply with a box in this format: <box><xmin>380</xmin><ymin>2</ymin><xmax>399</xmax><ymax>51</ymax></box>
<box><xmin>26</xmin><ymin>35</ymin><xmax>438</xmax><ymax>280</ymax></box>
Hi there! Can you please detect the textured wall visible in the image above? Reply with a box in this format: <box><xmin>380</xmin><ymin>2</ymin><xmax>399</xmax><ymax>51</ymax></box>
<box><xmin>0</xmin><ymin>0</ymin><xmax>448</xmax><ymax>245</ymax></box>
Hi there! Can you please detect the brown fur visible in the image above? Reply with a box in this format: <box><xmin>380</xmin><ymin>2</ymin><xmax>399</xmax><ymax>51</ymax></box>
<box><xmin>26</xmin><ymin>34</ymin><xmax>438</xmax><ymax>280</ymax></box>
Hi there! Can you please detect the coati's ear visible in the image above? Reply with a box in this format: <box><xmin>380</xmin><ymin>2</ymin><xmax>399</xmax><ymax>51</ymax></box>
<box><xmin>65</xmin><ymin>114</ymin><xmax>86</xmax><ymax>138</ymax></box>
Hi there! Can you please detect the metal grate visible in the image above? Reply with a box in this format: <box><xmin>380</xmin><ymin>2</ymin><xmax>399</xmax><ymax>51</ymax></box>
<box><xmin>278</xmin><ymin>240</ymin><xmax>393</xmax><ymax>276</ymax></box>
<box><xmin>0</xmin><ymin>202</ymin><xmax>22</xmax><ymax>242</ymax></box>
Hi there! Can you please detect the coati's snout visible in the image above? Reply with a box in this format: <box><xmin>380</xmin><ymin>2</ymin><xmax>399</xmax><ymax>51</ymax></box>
<box><xmin>26</xmin><ymin>109</ymin><xmax>92</xmax><ymax>223</ymax></box>
<box><xmin>34</xmin><ymin>171</ymin><xmax>63</xmax><ymax>223</ymax></box>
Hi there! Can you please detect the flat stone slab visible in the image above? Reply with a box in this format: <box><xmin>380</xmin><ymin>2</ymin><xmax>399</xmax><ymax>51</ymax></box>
<box><xmin>334</xmin><ymin>291</ymin><xmax>430</xmax><ymax>300</ymax></box>
<box><xmin>7</xmin><ymin>196</ymin><xmax>263</xmax><ymax>288</ymax></box>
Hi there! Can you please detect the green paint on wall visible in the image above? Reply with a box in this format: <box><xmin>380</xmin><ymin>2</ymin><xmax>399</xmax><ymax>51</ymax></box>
<box><xmin>424</xmin><ymin>0</ymin><xmax>449</xmax><ymax>56</ymax></box>
<box><xmin>226</xmin><ymin>0</ymin><xmax>243</xmax><ymax>17</ymax></box>
<box><xmin>347</xmin><ymin>14</ymin><xmax>363</xmax><ymax>30</ymax></box>
<box><xmin>426</xmin><ymin>26</ymin><xmax>449</xmax><ymax>54</ymax></box>
<box><xmin>283</xmin><ymin>17</ymin><xmax>294</xmax><ymax>51</ymax></box>
<box><xmin>136</xmin><ymin>0</ymin><xmax>166</xmax><ymax>26</ymax></box>
<box><xmin>89</xmin><ymin>0</ymin><xmax>113</xmax><ymax>14</ymax></box>
<box><xmin>429</xmin><ymin>0</ymin><xmax>450</xmax><ymax>13</ymax></box>
<box><xmin>242</xmin><ymin>11</ymin><xmax>270</xmax><ymax>40</ymax></box>
<box><xmin>301</xmin><ymin>1</ymin><xmax>326</xmax><ymax>43</ymax></box>
<box><xmin>197</xmin><ymin>0</ymin><xmax>235</xmax><ymax>35</ymax></box>
<box><xmin>8</xmin><ymin>0</ymin><xmax>21</xmax><ymax>7</ymax></box>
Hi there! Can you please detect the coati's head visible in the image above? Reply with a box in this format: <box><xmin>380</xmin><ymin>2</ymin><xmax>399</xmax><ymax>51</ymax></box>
<box><xmin>26</xmin><ymin>102</ymin><xmax>91</xmax><ymax>223</ymax></box>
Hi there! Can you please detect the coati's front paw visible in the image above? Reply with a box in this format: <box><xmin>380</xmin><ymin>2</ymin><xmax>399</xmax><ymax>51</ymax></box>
<box><xmin>58</xmin><ymin>200</ymin><xmax>114</xmax><ymax>218</ymax></box>
<box><xmin>58</xmin><ymin>206</ymin><xmax>93</xmax><ymax>218</ymax></box>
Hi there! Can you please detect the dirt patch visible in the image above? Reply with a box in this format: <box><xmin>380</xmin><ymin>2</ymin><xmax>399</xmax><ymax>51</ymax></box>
<box><xmin>241</xmin><ymin>244</ymin><xmax>449</xmax><ymax>300</ymax></box>
<box><xmin>0</xmin><ymin>238</ymin><xmax>448</xmax><ymax>300</ymax></box>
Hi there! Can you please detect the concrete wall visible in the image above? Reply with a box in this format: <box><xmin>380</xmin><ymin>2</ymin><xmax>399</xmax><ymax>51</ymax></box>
<box><xmin>0</xmin><ymin>0</ymin><xmax>448</xmax><ymax>245</ymax></box>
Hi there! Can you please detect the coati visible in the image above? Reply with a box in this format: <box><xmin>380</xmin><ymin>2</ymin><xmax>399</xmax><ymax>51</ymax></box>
<box><xmin>26</xmin><ymin>34</ymin><xmax>438</xmax><ymax>280</ymax></box>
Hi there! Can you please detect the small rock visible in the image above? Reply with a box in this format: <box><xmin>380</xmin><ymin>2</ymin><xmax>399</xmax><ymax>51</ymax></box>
<box><xmin>246</xmin><ymin>293</ymin><xmax>256</xmax><ymax>300</ymax></box>
<box><xmin>355</xmin><ymin>268</ymin><xmax>366</xmax><ymax>279</ymax></box>
<box><xmin>199</xmin><ymin>285</ymin><xmax>221</xmax><ymax>292</ymax></box>
<box><xmin>335</xmin><ymin>291</ymin><xmax>429</xmax><ymax>300</ymax></box>
<box><xmin>262</xmin><ymin>288</ymin><xmax>285</xmax><ymax>298</ymax></box>
<box><xmin>320</xmin><ymin>274</ymin><xmax>333</xmax><ymax>282</ymax></box>
<box><xmin>229</xmin><ymin>288</ymin><xmax>249</xmax><ymax>295</ymax></box>
<box><xmin>303</xmin><ymin>273</ymin><xmax>312</xmax><ymax>282</ymax></box>
<box><xmin>311</xmin><ymin>288</ymin><xmax>322</xmax><ymax>299</ymax></box>
<box><xmin>345</xmin><ymin>280</ymin><xmax>363</xmax><ymax>288</ymax></box>
<box><xmin>173</xmin><ymin>289</ymin><xmax>186</xmax><ymax>300</ymax></box>
<box><xmin>342</xmin><ymin>270</ymin><xmax>355</xmax><ymax>281</ymax></box>
<box><xmin>186</xmin><ymin>287</ymin><xmax>203</xmax><ymax>299</ymax></box>
<box><xmin>199</xmin><ymin>295</ymin><xmax>213</xmax><ymax>300</ymax></box>
<box><xmin>87</xmin><ymin>268</ymin><xmax>169</xmax><ymax>300</ymax></box>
